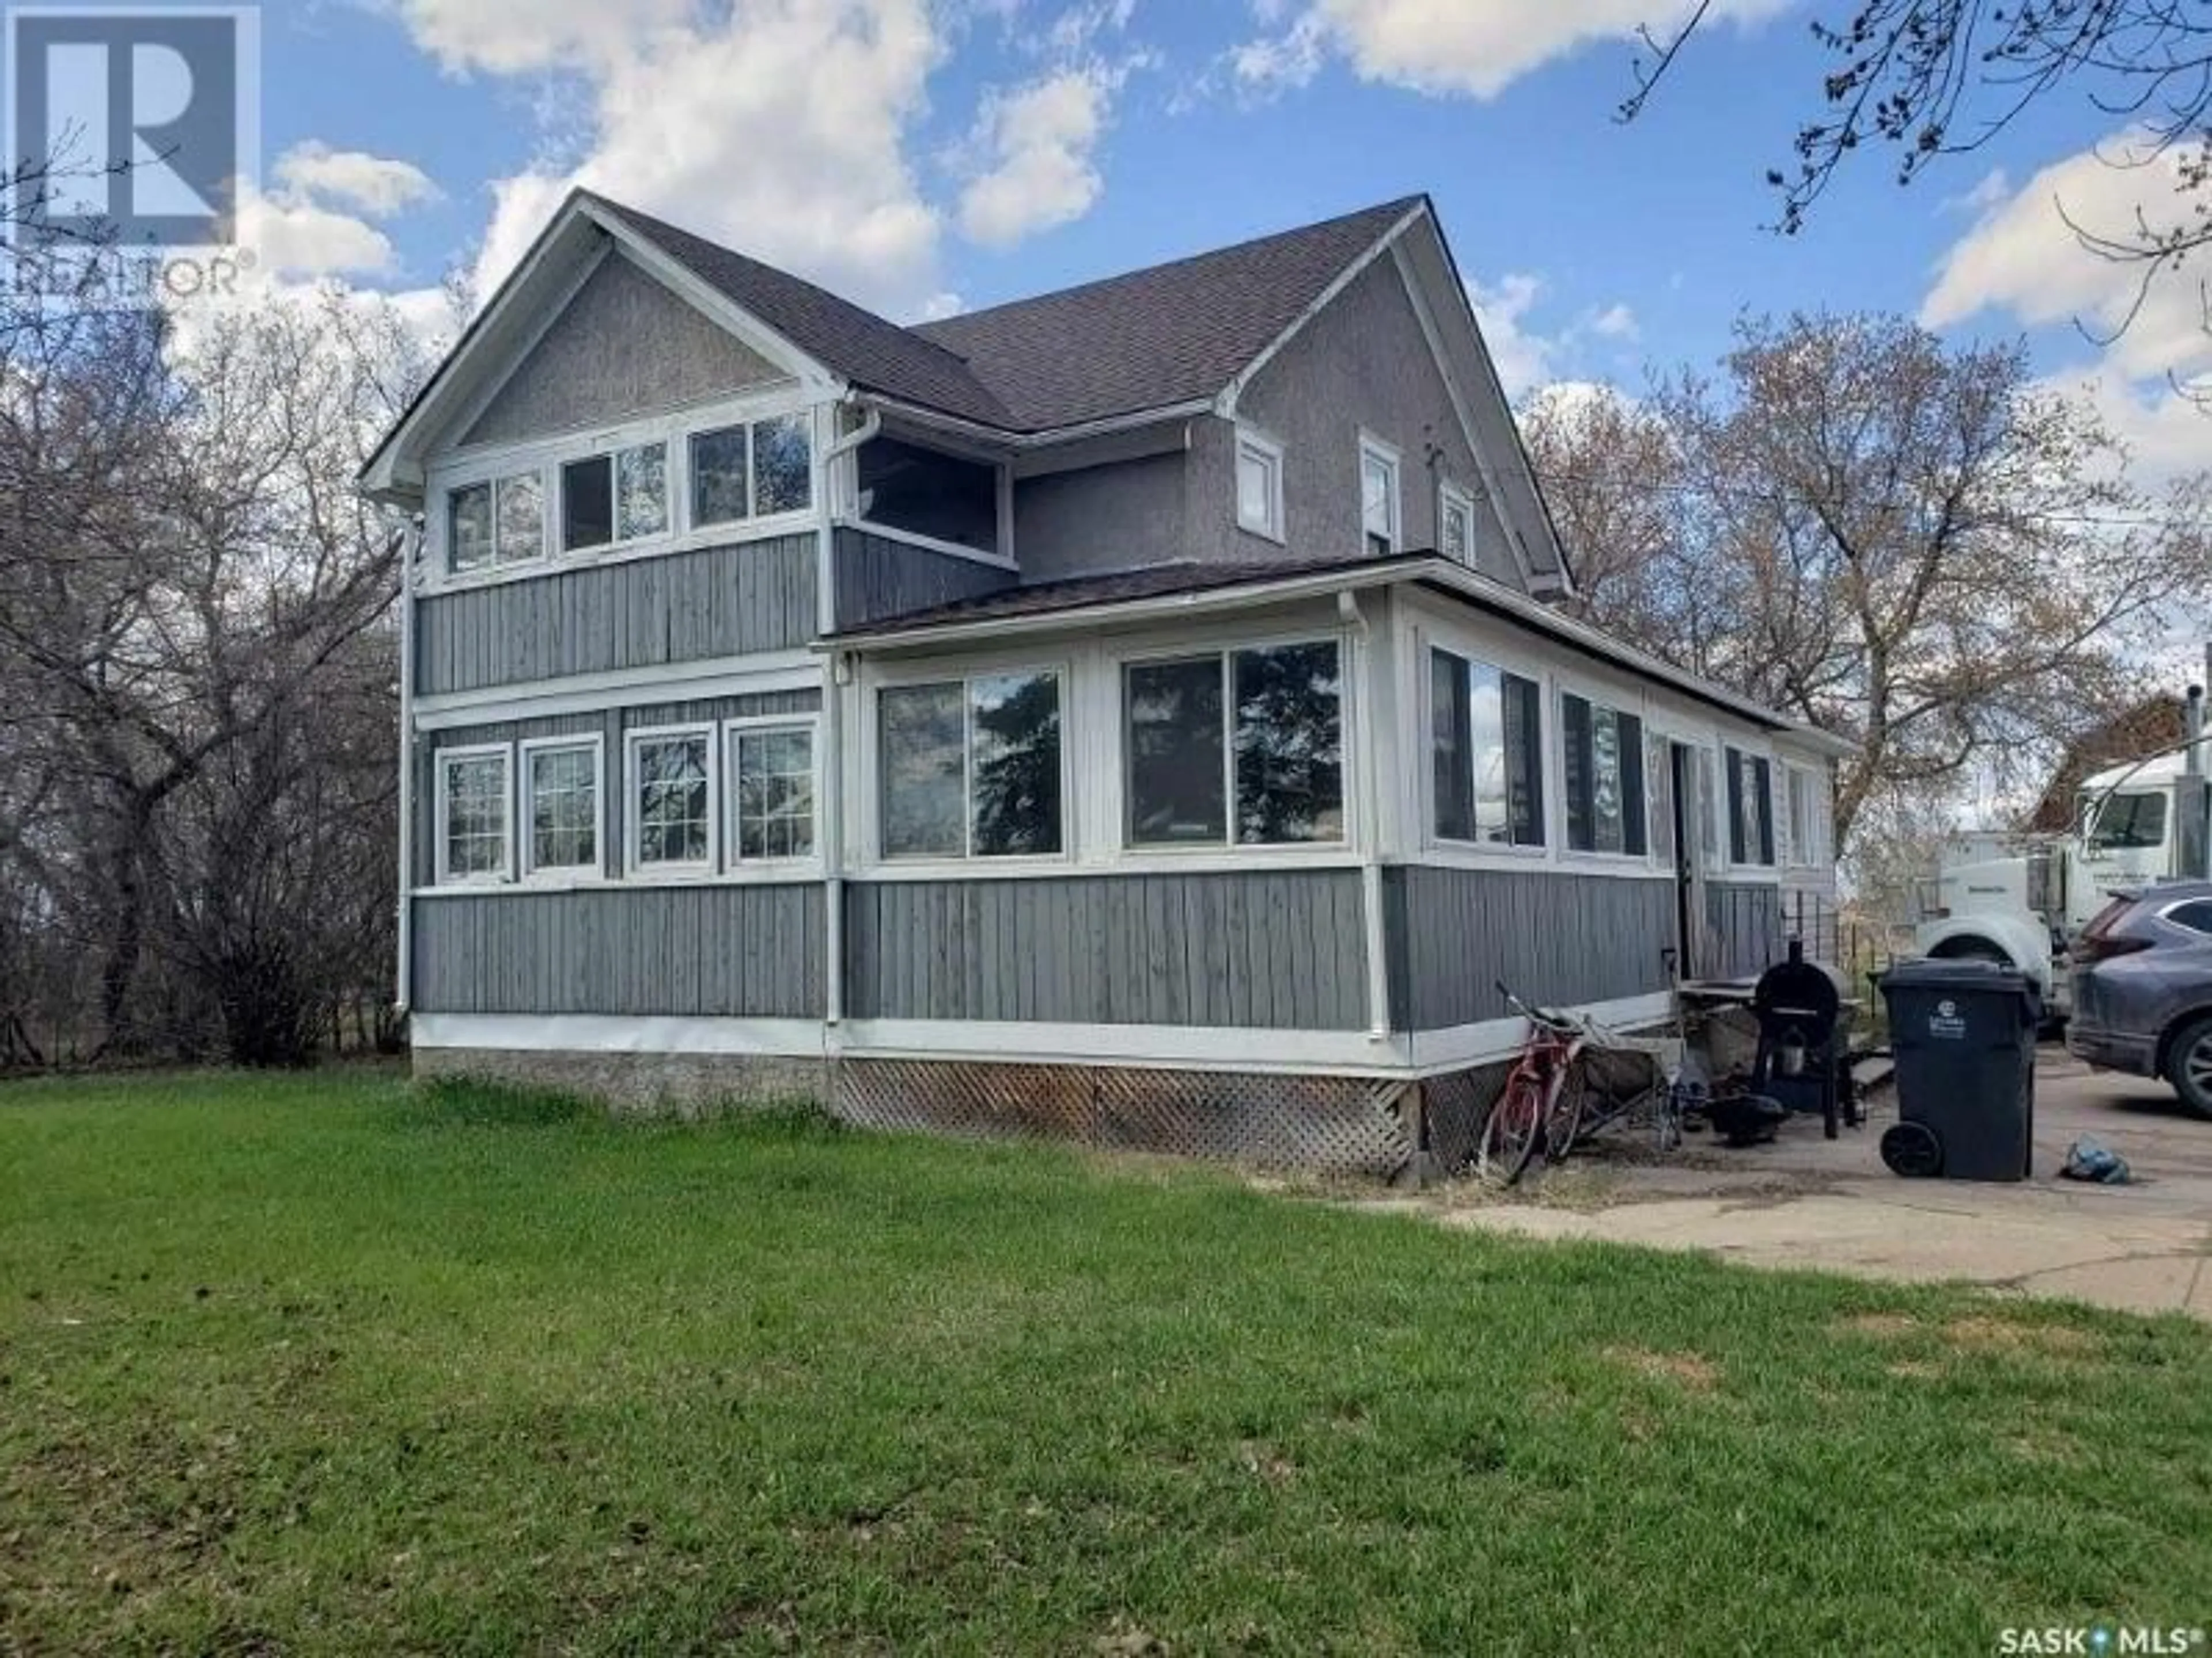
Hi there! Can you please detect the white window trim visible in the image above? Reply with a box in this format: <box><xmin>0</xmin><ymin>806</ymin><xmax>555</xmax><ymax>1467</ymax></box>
<box><xmin>688</xmin><ymin>411</ymin><xmax>819</xmax><ymax>538</ymax></box>
<box><xmin>1723</xmin><ymin>743</ymin><xmax>1780</xmax><ymax>872</ymax></box>
<box><xmin>626</xmin><ymin>722</ymin><xmax>722</xmax><ymax>879</ymax></box>
<box><xmin>517</xmin><ymin>734</ymin><xmax>607</xmax><ymax>884</ymax></box>
<box><xmin>1358</xmin><ymin>432</ymin><xmax>1402</xmax><ymax>555</ymax></box>
<box><xmin>870</xmin><ymin>661</ymin><xmax>1076</xmax><ymax>870</ymax></box>
<box><xmin>1438</xmin><ymin>479</ymin><xmax>1476</xmax><ymax>567</ymax></box>
<box><xmin>1423</xmin><ymin>642</ymin><xmax>1547</xmax><ymax>857</ymax></box>
<box><xmin>1118</xmin><ymin>632</ymin><xmax>1355</xmax><ymax>858</ymax></box>
<box><xmin>1555</xmin><ymin>679</ymin><xmax>1653</xmax><ymax>866</ymax></box>
<box><xmin>433</xmin><ymin>742</ymin><xmax>515</xmax><ymax>887</ymax></box>
<box><xmin>1233</xmin><ymin>425</ymin><xmax>1286</xmax><ymax>544</ymax></box>
<box><xmin>423</xmin><ymin>390</ymin><xmax>822</xmax><ymax>595</ymax></box>
<box><xmin>725</xmin><ymin>715</ymin><xmax>824</xmax><ymax>871</ymax></box>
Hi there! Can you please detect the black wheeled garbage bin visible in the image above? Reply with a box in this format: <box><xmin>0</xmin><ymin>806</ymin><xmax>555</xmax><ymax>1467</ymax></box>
<box><xmin>1877</xmin><ymin>960</ymin><xmax>2041</xmax><ymax>1181</ymax></box>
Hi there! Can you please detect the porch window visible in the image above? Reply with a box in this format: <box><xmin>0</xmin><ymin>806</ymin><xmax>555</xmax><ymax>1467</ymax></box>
<box><xmin>1359</xmin><ymin>438</ymin><xmax>1400</xmax><ymax>555</ymax></box>
<box><xmin>1430</xmin><ymin>647</ymin><xmax>1543</xmax><ymax>847</ymax></box>
<box><xmin>562</xmin><ymin>440</ymin><xmax>667</xmax><ymax>551</ymax></box>
<box><xmin>731</xmin><ymin>725</ymin><xmax>816</xmax><ymax>862</ymax></box>
<box><xmin>449</xmin><ymin>472</ymin><xmax>544</xmax><ymax>574</ymax></box>
<box><xmin>1561</xmin><ymin>692</ymin><xmax>1647</xmax><ymax>857</ymax></box>
<box><xmin>630</xmin><ymin>728</ymin><xmax>715</xmax><ymax>872</ymax></box>
<box><xmin>1726</xmin><ymin>747</ymin><xmax>1777</xmax><ymax>867</ymax></box>
<box><xmin>1439</xmin><ymin>481</ymin><xmax>1475</xmax><ymax>566</ymax></box>
<box><xmin>1126</xmin><ymin>642</ymin><xmax>1343</xmax><ymax>848</ymax></box>
<box><xmin>1235</xmin><ymin>429</ymin><xmax>1284</xmax><ymax>541</ymax></box>
<box><xmin>691</xmin><ymin>412</ymin><xmax>813</xmax><ymax>529</ymax></box>
<box><xmin>1783</xmin><ymin>764</ymin><xmax>1824</xmax><ymax>867</ymax></box>
<box><xmin>522</xmin><ymin>739</ymin><xmax>601</xmax><ymax>878</ymax></box>
<box><xmin>437</xmin><ymin>747</ymin><xmax>511</xmax><ymax>884</ymax></box>
<box><xmin>879</xmin><ymin>671</ymin><xmax>1063</xmax><ymax>860</ymax></box>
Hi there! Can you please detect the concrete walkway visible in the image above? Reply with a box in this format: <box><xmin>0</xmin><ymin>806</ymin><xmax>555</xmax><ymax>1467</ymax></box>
<box><xmin>1389</xmin><ymin>1052</ymin><xmax>2212</xmax><ymax>1319</ymax></box>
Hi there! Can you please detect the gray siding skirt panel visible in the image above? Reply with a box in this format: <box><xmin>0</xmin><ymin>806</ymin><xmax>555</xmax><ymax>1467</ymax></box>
<box><xmin>831</xmin><ymin>527</ymin><xmax>1013</xmax><ymax>631</ymax></box>
<box><xmin>843</xmin><ymin>870</ymin><xmax>1369</xmax><ymax>1030</ymax></box>
<box><xmin>1384</xmin><ymin>865</ymin><xmax>1677</xmax><ymax>1031</ymax></box>
<box><xmin>415</xmin><ymin>535</ymin><xmax>818</xmax><ymax>695</ymax></box>
<box><xmin>412</xmin><ymin>886</ymin><xmax>827</xmax><ymax>1018</ymax></box>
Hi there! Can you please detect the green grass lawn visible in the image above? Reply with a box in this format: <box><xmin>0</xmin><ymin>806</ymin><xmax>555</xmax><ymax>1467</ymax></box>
<box><xmin>2</xmin><ymin>1070</ymin><xmax>2207</xmax><ymax>1655</ymax></box>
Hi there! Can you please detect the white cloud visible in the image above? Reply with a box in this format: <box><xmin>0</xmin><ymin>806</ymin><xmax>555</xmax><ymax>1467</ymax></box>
<box><xmin>2037</xmin><ymin>368</ymin><xmax>2212</xmax><ymax>495</ymax></box>
<box><xmin>439</xmin><ymin>0</ymin><xmax>952</xmax><ymax>320</ymax></box>
<box><xmin>1467</xmin><ymin>272</ymin><xmax>1554</xmax><ymax>399</ymax></box>
<box><xmin>1233</xmin><ymin>0</ymin><xmax>1789</xmax><ymax>101</ymax></box>
<box><xmin>1923</xmin><ymin>130</ymin><xmax>2212</xmax><ymax>386</ymax></box>
<box><xmin>957</xmin><ymin>69</ymin><xmax>1109</xmax><ymax>248</ymax></box>
<box><xmin>1586</xmin><ymin>301</ymin><xmax>1638</xmax><ymax>340</ymax></box>
<box><xmin>274</xmin><ymin>143</ymin><xmax>440</xmax><ymax>218</ymax></box>
<box><xmin>241</xmin><ymin>191</ymin><xmax>399</xmax><ymax>279</ymax></box>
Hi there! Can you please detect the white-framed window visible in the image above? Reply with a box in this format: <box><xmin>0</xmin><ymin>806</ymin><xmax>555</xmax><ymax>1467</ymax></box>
<box><xmin>448</xmin><ymin>471</ymin><xmax>546</xmax><ymax>574</ymax></box>
<box><xmin>1359</xmin><ymin>435</ymin><xmax>1400</xmax><ymax>556</ymax></box>
<box><xmin>1124</xmin><ymin>639</ymin><xmax>1346</xmax><ymax>850</ymax></box>
<box><xmin>1429</xmin><ymin>646</ymin><xmax>1544</xmax><ymax>848</ymax></box>
<box><xmin>1783</xmin><ymin>762</ymin><xmax>1827</xmax><ymax>867</ymax></box>
<box><xmin>1234</xmin><ymin>427</ymin><xmax>1285</xmax><ymax>542</ymax></box>
<box><xmin>728</xmin><ymin>721</ymin><xmax>817</xmax><ymax>863</ymax></box>
<box><xmin>1560</xmin><ymin>689</ymin><xmax>1648</xmax><ymax>858</ymax></box>
<box><xmin>1439</xmin><ymin>480</ymin><xmax>1476</xmax><ymax>567</ymax></box>
<box><xmin>627</xmin><ymin>724</ymin><xmax>718</xmax><ymax>875</ymax></box>
<box><xmin>435</xmin><ymin>743</ymin><xmax>513</xmax><ymax>886</ymax></box>
<box><xmin>878</xmin><ymin>669</ymin><xmax>1066</xmax><ymax>860</ymax></box>
<box><xmin>690</xmin><ymin>412</ymin><xmax>813</xmax><ymax>529</ymax></box>
<box><xmin>563</xmin><ymin>439</ymin><xmax>668</xmax><ymax>553</ymax></box>
<box><xmin>519</xmin><ymin>735</ymin><xmax>603</xmax><ymax>880</ymax></box>
<box><xmin>1726</xmin><ymin>746</ymin><xmax>1777</xmax><ymax>868</ymax></box>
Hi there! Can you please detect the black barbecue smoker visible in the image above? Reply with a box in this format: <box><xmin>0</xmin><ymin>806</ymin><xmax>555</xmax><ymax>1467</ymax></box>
<box><xmin>1748</xmin><ymin>941</ymin><xmax>1860</xmax><ymax>1139</ymax></box>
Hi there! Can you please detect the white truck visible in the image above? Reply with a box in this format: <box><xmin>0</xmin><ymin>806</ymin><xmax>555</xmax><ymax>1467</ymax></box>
<box><xmin>1915</xmin><ymin>748</ymin><xmax>2209</xmax><ymax>1010</ymax></box>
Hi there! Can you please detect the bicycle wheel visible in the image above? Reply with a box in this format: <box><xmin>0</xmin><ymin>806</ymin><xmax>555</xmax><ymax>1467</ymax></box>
<box><xmin>1543</xmin><ymin>1066</ymin><xmax>1587</xmax><ymax>1163</ymax></box>
<box><xmin>1477</xmin><ymin>1075</ymin><xmax>1544</xmax><ymax>1188</ymax></box>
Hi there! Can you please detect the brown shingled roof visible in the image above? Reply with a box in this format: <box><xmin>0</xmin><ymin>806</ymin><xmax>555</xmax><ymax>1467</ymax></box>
<box><xmin>593</xmin><ymin>191</ymin><xmax>1423</xmax><ymax>436</ymax></box>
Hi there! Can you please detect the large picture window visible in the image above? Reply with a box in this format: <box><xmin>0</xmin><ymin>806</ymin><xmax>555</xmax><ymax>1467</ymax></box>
<box><xmin>1727</xmin><ymin>747</ymin><xmax>1777</xmax><ymax>867</ymax></box>
<box><xmin>521</xmin><ymin>739</ymin><xmax>601</xmax><ymax>878</ymax></box>
<box><xmin>630</xmin><ymin>728</ymin><xmax>715</xmax><ymax>872</ymax></box>
<box><xmin>879</xmin><ymin>671</ymin><xmax>1063</xmax><ymax>860</ymax></box>
<box><xmin>1561</xmin><ymin>692</ymin><xmax>1647</xmax><ymax>857</ymax></box>
<box><xmin>437</xmin><ymin>747</ymin><xmax>511</xmax><ymax>883</ymax></box>
<box><xmin>1126</xmin><ymin>642</ymin><xmax>1344</xmax><ymax>849</ymax></box>
<box><xmin>1430</xmin><ymin>648</ymin><xmax>1543</xmax><ymax>847</ymax></box>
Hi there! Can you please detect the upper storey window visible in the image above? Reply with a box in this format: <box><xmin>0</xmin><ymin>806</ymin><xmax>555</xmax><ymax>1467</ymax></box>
<box><xmin>1235</xmin><ymin>428</ymin><xmax>1285</xmax><ymax>542</ymax></box>
<box><xmin>449</xmin><ymin>473</ymin><xmax>544</xmax><ymax>572</ymax></box>
<box><xmin>1359</xmin><ymin>437</ymin><xmax>1400</xmax><ymax>556</ymax></box>
<box><xmin>690</xmin><ymin>412</ymin><xmax>813</xmax><ymax>529</ymax></box>
<box><xmin>562</xmin><ymin>441</ymin><xmax>666</xmax><ymax>552</ymax></box>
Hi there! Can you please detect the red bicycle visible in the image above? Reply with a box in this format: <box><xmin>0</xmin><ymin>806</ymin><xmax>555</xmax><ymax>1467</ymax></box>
<box><xmin>1476</xmin><ymin>982</ymin><xmax>1595</xmax><ymax>1188</ymax></box>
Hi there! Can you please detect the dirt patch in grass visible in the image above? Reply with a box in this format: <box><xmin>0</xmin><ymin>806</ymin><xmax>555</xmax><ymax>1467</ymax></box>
<box><xmin>1885</xmin><ymin>1359</ymin><xmax>1944</xmax><ymax>1380</ymax></box>
<box><xmin>2006</xmin><ymin>1425</ymin><xmax>2085</xmax><ymax>1466</ymax></box>
<box><xmin>1940</xmin><ymin>1316</ymin><xmax>2099</xmax><ymax>1358</ymax></box>
<box><xmin>1603</xmin><ymin>1346</ymin><xmax>1721</xmax><ymax>1391</ymax></box>
<box><xmin>1836</xmin><ymin>1312</ymin><xmax>1922</xmax><ymax>1340</ymax></box>
<box><xmin>1237</xmin><ymin>1441</ymin><xmax>1298</xmax><ymax>1486</ymax></box>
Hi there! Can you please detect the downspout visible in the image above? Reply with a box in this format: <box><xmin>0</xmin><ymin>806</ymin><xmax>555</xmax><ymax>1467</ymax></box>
<box><xmin>815</xmin><ymin>403</ymin><xmax>880</xmax><ymax>1041</ymax></box>
<box><xmin>393</xmin><ymin>513</ymin><xmax>423</xmax><ymax>1016</ymax></box>
<box><xmin>1340</xmin><ymin>590</ymin><xmax>1392</xmax><ymax>1042</ymax></box>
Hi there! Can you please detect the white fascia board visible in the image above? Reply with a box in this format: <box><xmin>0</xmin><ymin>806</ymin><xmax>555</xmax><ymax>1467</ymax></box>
<box><xmin>1215</xmin><ymin>204</ymin><xmax>1428</xmax><ymax>420</ymax></box>
<box><xmin>858</xmin><ymin>392</ymin><xmax>1214</xmax><ymax>454</ymax></box>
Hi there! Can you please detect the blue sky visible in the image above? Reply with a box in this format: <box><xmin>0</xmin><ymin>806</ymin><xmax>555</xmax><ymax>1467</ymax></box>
<box><xmin>248</xmin><ymin>0</ymin><xmax>2204</xmax><ymax>476</ymax></box>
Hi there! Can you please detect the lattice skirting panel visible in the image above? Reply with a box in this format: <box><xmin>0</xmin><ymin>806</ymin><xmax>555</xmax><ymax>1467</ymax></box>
<box><xmin>832</xmin><ymin>1058</ymin><xmax>1419</xmax><ymax>1178</ymax></box>
<box><xmin>1413</xmin><ymin>1064</ymin><xmax>1509</xmax><ymax>1177</ymax></box>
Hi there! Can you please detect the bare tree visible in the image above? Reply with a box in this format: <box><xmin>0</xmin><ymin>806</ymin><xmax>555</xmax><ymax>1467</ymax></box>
<box><xmin>1624</xmin><ymin>2</ymin><xmax>2212</xmax><ymax>354</ymax></box>
<box><xmin>1528</xmin><ymin>313</ymin><xmax>2212</xmax><ymax>851</ymax></box>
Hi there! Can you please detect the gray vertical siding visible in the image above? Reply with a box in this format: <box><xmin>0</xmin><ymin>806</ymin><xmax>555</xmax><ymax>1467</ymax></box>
<box><xmin>1702</xmin><ymin>881</ymin><xmax>1787</xmax><ymax>981</ymax></box>
<box><xmin>411</xmin><ymin>885</ymin><xmax>826</xmax><ymax>1017</ymax></box>
<box><xmin>831</xmin><ymin>527</ymin><xmax>1013</xmax><ymax>629</ymax></box>
<box><xmin>415</xmin><ymin>534</ymin><xmax>819</xmax><ymax>696</ymax></box>
<box><xmin>412</xmin><ymin>689</ymin><xmax>820</xmax><ymax>888</ymax></box>
<box><xmin>844</xmin><ymin>871</ymin><xmax>1369</xmax><ymax>1029</ymax></box>
<box><xmin>1384</xmin><ymin>866</ymin><xmax>1678</xmax><ymax>1031</ymax></box>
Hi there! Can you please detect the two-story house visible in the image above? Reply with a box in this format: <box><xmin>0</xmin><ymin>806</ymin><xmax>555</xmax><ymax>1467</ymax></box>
<box><xmin>361</xmin><ymin>190</ymin><xmax>1849</xmax><ymax>1175</ymax></box>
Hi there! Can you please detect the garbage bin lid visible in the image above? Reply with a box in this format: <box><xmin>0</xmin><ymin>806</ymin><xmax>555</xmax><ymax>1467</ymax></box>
<box><xmin>1879</xmin><ymin>958</ymin><xmax>2034</xmax><ymax>996</ymax></box>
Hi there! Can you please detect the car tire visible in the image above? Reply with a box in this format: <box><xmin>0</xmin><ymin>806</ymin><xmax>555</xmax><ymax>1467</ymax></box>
<box><xmin>2164</xmin><ymin>1015</ymin><xmax>2212</xmax><ymax>1120</ymax></box>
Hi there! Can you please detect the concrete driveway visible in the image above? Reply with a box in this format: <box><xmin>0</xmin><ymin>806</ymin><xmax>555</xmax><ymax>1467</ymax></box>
<box><xmin>1408</xmin><ymin>1049</ymin><xmax>2212</xmax><ymax>1319</ymax></box>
